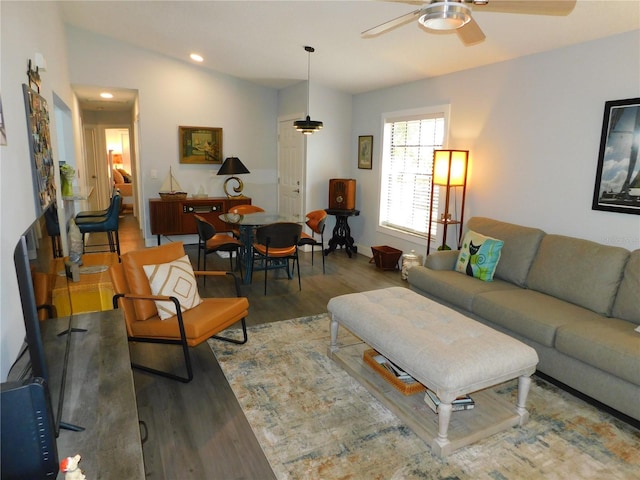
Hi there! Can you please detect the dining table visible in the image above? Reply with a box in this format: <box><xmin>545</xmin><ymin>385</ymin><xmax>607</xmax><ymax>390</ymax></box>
<box><xmin>218</xmin><ymin>211</ymin><xmax>302</xmax><ymax>284</ymax></box>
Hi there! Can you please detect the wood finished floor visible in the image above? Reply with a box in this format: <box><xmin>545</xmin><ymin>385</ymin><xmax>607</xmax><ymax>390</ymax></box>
<box><xmin>113</xmin><ymin>213</ymin><xmax>408</xmax><ymax>479</ymax></box>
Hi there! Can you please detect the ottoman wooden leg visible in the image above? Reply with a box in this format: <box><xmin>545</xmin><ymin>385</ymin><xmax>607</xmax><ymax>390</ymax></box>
<box><xmin>516</xmin><ymin>375</ymin><xmax>532</xmax><ymax>424</ymax></box>
<box><xmin>435</xmin><ymin>401</ymin><xmax>452</xmax><ymax>451</ymax></box>
<box><xmin>329</xmin><ymin>315</ymin><xmax>339</xmax><ymax>353</ymax></box>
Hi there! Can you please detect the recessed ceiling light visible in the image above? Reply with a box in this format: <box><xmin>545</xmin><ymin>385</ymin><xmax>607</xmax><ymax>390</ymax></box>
<box><xmin>100</xmin><ymin>92</ymin><xmax>113</xmax><ymax>99</ymax></box>
<box><xmin>190</xmin><ymin>53</ymin><xmax>204</xmax><ymax>62</ymax></box>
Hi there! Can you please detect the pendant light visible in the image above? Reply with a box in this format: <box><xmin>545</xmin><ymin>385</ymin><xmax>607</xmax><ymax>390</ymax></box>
<box><xmin>293</xmin><ymin>46</ymin><xmax>323</xmax><ymax>135</ymax></box>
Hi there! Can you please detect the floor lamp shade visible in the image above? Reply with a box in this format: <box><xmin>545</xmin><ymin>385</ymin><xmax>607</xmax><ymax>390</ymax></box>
<box><xmin>217</xmin><ymin>157</ymin><xmax>250</xmax><ymax>198</ymax></box>
<box><xmin>433</xmin><ymin>150</ymin><xmax>468</xmax><ymax>186</ymax></box>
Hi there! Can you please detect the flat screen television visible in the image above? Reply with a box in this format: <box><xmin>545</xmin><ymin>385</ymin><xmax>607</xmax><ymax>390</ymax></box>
<box><xmin>1</xmin><ymin>205</ymin><xmax>79</xmax><ymax>478</ymax></box>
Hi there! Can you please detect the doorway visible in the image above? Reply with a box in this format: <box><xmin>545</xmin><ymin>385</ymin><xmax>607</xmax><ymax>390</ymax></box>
<box><xmin>277</xmin><ymin>116</ymin><xmax>305</xmax><ymax>220</ymax></box>
<box><xmin>52</xmin><ymin>93</ymin><xmax>76</xmax><ymax>254</ymax></box>
<box><xmin>106</xmin><ymin>128</ymin><xmax>133</xmax><ymax>213</ymax></box>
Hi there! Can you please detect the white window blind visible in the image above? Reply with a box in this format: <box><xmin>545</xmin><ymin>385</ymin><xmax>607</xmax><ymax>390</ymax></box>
<box><xmin>379</xmin><ymin>112</ymin><xmax>445</xmax><ymax>238</ymax></box>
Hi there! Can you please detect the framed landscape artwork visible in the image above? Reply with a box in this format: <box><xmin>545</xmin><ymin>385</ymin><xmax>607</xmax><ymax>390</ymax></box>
<box><xmin>592</xmin><ymin>97</ymin><xmax>640</xmax><ymax>215</ymax></box>
<box><xmin>179</xmin><ymin>126</ymin><xmax>223</xmax><ymax>164</ymax></box>
<box><xmin>358</xmin><ymin>135</ymin><xmax>373</xmax><ymax>169</ymax></box>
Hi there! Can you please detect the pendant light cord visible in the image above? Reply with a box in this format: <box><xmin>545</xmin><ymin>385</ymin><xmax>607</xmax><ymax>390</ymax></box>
<box><xmin>305</xmin><ymin>46</ymin><xmax>314</xmax><ymax>117</ymax></box>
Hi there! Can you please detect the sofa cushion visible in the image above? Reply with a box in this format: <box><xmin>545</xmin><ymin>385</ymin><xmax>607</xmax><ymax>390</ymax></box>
<box><xmin>526</xmin><ymin>235</ymin><xmax>629</xmax><ymax>316</ymax></box>
<box><xmin>473</xmin><ymin>289</ymin><xmax>604</xmax><ymax>348</ymax></box>
<box><xmin>555</xmin><ymin>318</ymin><xmax>640</xmax><ymax>386</ymax></box>
<box><xmin>466</xmin><ymin>217</ymin><xmax>545</xmax><ymax>287</ymax></box>
<box><xmin>408</xmin><ymin>266</ymin><xmax>518</xmax><ymax>311</ymax></box>
<box><xmin>143</xmin><ymin>254</ymin><xmax>203</xmax><ymax>320</ymax></box>
<box><xmin>612</xmin><ymin>249</ymin><xmax>640</xmax><ymax>325</ymax></box>
<box><xmin>455</xmin><ymin>230</ymin><xmax>503</xmax><ymax>281</ymax></box>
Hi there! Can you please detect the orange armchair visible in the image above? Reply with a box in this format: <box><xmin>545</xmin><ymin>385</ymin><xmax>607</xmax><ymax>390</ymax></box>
<box><xmin>110</xmin><ymin>242</ymin><xmax>248</xmax><ymax>382</ymax></box>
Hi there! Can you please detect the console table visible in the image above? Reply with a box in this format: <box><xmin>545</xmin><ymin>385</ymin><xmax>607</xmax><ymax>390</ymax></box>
<box><xmin>149</xmin><ymin>197</ymin><xmax>251</xmax><ymax>245</ymax></box>
<box><xmin>8</xmin><ymin>310</ymin><xmax>145</xmax><ymax>479</ymax></box>
<box><xmin>324</xmin><ymin>209</ymin><xmax>360</xmax><ymax>257</ymax></box>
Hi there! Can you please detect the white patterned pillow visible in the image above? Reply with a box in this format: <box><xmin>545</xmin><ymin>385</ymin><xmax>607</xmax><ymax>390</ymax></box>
<box><xmin>142</xmin><ymin>255</ymin><xmax>202</xmax><ymax>320</ymax></box>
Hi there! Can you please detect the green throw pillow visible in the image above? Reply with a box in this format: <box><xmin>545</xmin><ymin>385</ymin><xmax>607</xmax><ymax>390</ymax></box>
<box><xmin>455</xmin><ymin>230</ymin><xmax>504</xmax><ymax>281</ymax></box>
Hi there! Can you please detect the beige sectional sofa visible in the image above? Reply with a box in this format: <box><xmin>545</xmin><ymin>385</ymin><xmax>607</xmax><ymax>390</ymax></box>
<box><xmin>407</xmin><ymin>217</ymin><xmax>640</xmax><ymax>422</ymax></box>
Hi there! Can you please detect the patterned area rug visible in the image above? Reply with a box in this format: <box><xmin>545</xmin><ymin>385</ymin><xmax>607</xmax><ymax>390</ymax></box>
<box><xmin>209</xmin><ymin>315</ymin><xmax>640</xmax><ymax>480</ymax></box>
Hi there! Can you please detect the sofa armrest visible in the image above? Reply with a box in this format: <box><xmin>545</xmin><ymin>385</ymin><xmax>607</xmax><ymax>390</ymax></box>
<box><xmin>425</xmin><ymin>250</ymin><xmax>459</xmax><ymax>270</ymax></box>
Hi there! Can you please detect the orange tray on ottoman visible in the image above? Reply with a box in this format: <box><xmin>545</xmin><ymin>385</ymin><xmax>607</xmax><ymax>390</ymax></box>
<box><xmin>363</xmin><ymin>348</ymin><xmax>426</xmax><ymax>395</ymax></box>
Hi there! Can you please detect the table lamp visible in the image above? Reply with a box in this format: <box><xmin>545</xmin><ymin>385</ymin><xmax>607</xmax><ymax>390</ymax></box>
<box><xmin>217</xmin><ymin>156</ymin><xmax>250</xmax><ymax>198</ymax></box>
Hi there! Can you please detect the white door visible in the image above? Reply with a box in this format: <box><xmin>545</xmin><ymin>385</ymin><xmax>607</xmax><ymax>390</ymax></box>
<box><xmin>83</xmin><ymin>126</ymin><xmax>102</xmax><ymax>210</ymax></box>
<box><xmin>277</xmin><ymin>117</ymin><xmax>305</xmax><ymax>221</ymax></box>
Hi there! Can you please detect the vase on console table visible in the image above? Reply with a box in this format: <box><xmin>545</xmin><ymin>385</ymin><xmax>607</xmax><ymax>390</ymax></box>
<box><xmin>60</xmin><ymin>164</ymin><xmax>75</xmax><ymax>197</ymax></box>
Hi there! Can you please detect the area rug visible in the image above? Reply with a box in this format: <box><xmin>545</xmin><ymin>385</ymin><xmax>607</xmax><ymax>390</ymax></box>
<box><xmin>209</xmin><ymin>315</ymin><xmax>640</xmax><ymax>480</ymax></box>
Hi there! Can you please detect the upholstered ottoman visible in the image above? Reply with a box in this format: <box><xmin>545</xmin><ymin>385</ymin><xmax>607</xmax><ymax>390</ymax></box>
<box><xmin>327</xmin><ymin>287</ymin><xmax>539</xmax><ymax>456</ymax></box>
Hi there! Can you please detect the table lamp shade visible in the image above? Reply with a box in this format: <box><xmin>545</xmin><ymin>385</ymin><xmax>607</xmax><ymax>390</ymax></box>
<box><xmin>217</xmin><ymin>157</ymin><xmax>250</xmax><ymax>176</ymax></box>
<box><xmin>433</xmin><ymin>150</ymin><xmax>468</xmax><ymax>186</ymax></box>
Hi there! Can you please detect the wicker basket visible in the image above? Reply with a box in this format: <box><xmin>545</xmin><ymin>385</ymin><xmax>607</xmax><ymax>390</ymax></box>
<box><xmin>370</xmin><ymin>245</ymin><xmax>402</xmax><ymax>270</ymax></box>
<box><xmin>363</xmin><ymin>349</ymin><xmax>425</xmax><ymax>395</ymax></box>
<box><xmin>159</xmin><ymin>192</ymin><xmax>188</xmax><ymax>201</ymax></box>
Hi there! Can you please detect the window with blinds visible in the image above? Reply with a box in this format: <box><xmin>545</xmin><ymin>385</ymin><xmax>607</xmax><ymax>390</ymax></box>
<box><xmin>379</xmin><ymin>109</ymin><xmax>447</xmax><ymax>239</ymax></box>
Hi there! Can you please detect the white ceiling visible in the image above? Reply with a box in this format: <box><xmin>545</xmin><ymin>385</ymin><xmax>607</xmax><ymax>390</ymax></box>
<box><xmin>60</xmin><ymin>0</ymin><xmax>640</xmax><ymax>110</ymax></box>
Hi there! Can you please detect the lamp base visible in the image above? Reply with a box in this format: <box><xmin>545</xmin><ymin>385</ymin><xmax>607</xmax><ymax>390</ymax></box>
<box><xmin>223</xmin><ymin>176</ymin><xmax>247</xmax><ymax>198</ymax></box>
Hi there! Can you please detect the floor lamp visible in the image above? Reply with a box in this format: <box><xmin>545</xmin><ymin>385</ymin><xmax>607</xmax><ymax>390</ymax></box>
<box><xmin>427</xmin><ymin>149</ymin><xmax>468</xmax><ymax>254</ymax></box>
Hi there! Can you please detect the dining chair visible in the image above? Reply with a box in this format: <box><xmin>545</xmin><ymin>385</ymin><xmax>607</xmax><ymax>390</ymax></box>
<box><xmin>75</xmin><ymin>194</ymin><xmax>122</xmax><ymax>255</ymax></box>
<box><xmin>252</xmin><ymin>222</ymin><xmax>302</xmax><ymax>295</ymax></box>
<box><xmin>228</xmin><ymin>204</ymin><xmax>265</xmax><ymax>239</ymax></box>
<box><xmin>75</xmin><ymin>186</ymin><xmax>119</xmax><ymax>219</ymax></box>
<box><xmin>44</xmin><ymin>205</ymin><xmax>63</xmax><ymax>258</ymax></box>
<box><xmin>193</xmin><ymin>214</ymin><xmax>242</xmax><ymax>283</ymax></box>
<box><xmin>110</xmin><ymin>241</ymin><xmax>248</xmax><ymax>383</ymax></box>
<box><xmin>298</xmin><ymin>209</ymin><xmax>327</xmax><ymax>274</ymax></box>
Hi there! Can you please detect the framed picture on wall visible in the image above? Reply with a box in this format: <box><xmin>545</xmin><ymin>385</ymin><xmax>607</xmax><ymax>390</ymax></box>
<box><xmin>22</xmin><ymin>84</ymin><xmax>56</xmax><ymax>213</ymax></box>
<box><xmin>179</xmin><ymin>126</ymin><xmax>223</xmax><ymax>164</ymax></box>
<box><xmin>592</xmin><ymin>97</ymin><xmax>640</xmax><ymax>215</ymax></box>
<box><xmin>358</xmin><ymin>135</ymin><xmax>373</xmax><ymax>169</ymax></box>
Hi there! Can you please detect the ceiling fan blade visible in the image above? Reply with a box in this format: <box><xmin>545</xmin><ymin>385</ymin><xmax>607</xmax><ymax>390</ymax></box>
<box><xmin>362</xmin><ymin>8</ymin><xmax>423</xmax><ymax>37</ymax></box>
<box><xmin>472</xmin><ymin>0</ymin><xmax>576</xmax><ymax>16</ymax></box>
<box><xmin>457</xmin><ymin>17</ymin><xmax>486</xmax><ymax>46</ymax></box>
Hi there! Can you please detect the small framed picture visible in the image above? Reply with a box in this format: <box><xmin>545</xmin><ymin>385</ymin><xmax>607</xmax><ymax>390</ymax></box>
<box><xmin>179</xmin><ymin>126</ymin><xmax>223</xmax><ymax>164</ymax></box>
<box><xmin>358</xmin><ymin>135</ymin><xmax>373</xmax><ymax>169</ymax></box>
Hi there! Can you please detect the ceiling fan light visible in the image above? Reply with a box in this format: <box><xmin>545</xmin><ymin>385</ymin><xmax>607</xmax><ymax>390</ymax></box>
<box><xmin>418</xmin><ymin>2</ymin><xmax>471</xmax><ymax>31</ymax></box>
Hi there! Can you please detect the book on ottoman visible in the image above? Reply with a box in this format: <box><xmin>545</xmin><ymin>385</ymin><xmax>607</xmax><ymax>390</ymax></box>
<box><xmin>425</xmin><ymin>389</ymin><xmax>475</xmax><ymax>414</ymax></box>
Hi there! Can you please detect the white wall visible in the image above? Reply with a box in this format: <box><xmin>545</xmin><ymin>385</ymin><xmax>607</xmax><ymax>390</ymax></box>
<box><xmin>306</xmin><ymin>83</ymin><xmax>352</xmax><ymax>212</ymax></box>
<box><xmin>0</xmin><ymin>1</ymin><xmax>76</xmax><ymax>380</ymax></box>
<box><xmin>351</xmin><ymin>30</ymin><xmax>640</xmax><ymax>258</ymax></box>
<box><xmin>65</xmin><ymin>26</ymin><xmax>279</xmax><ymax>244</ymax></box>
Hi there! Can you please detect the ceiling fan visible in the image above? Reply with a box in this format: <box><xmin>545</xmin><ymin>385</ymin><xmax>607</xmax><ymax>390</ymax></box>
<box><xmin>362</xmin><ymin>0</ymin><xmax>577</xmax><ymax>45</ymax></box>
